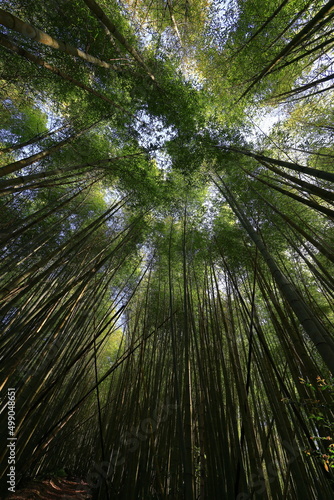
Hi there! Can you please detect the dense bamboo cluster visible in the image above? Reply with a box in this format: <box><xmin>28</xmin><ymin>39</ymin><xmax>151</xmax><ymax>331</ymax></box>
<box><xmin>0</xmin><ymin>1</ymin><xmax>334</xmax><ymax>499</ymax></box>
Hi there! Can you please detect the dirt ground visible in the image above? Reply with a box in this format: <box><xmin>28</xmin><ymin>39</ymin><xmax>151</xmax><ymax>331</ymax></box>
<box><xmin>3</xmin><ymin>477</ymin><xmax>92</xmax><ymax>499</ymax></box>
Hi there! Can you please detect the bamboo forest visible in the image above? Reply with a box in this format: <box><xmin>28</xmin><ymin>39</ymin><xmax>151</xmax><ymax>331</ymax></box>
<box><xmin>1</xmin><ymin>0</ymin><xmax>334</xmax><ymax>499</ymax></box>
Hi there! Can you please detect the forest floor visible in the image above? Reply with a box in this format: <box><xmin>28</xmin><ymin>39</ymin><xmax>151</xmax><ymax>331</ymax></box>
<box><xmin>3</xmin><ymin>477</ymin><xmax>92</xmax><ymax>499</ymax></box>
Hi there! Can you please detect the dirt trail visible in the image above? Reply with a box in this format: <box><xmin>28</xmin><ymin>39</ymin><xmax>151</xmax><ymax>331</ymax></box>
<box><xmin>3</xmin><ymin>477</ymin><xmax>92</xmax><ymax>499</ymax></box>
